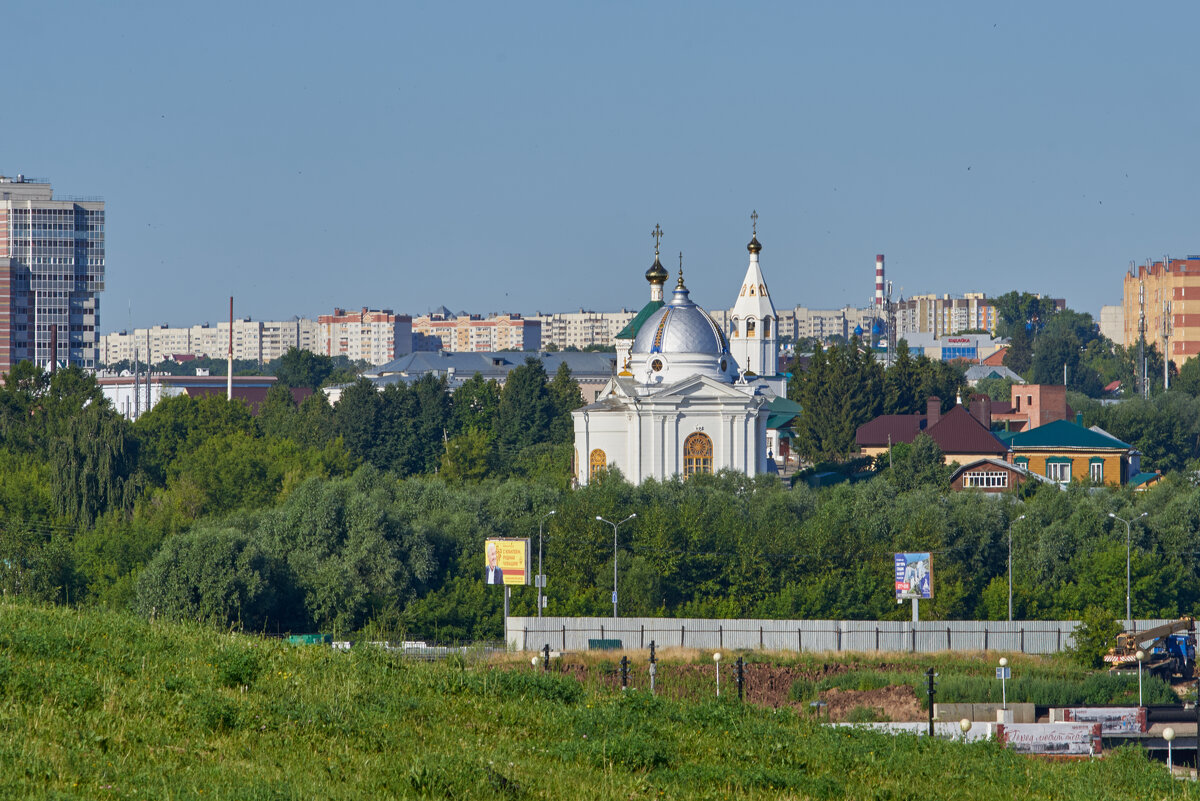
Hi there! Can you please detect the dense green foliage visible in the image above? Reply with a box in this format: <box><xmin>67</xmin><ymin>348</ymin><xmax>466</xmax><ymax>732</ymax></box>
<box><xmin>7</xmin><ymin>344</ymin><xmax>1200</xmax><ymax>640</ymax></box>
<box><xmin>0</xmin><ymin>601</ymin><xmax>1187</xmax><ymax>800</ymax></box>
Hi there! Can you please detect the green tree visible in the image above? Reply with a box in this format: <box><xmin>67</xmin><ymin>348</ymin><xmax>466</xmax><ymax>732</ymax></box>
<box><xmin>275</xmin><ymin>348</ymin><xmax>335</xmax><ymax>390</ymax></box>
<box><xmin>440</xmin><ymin>426</ymin><xmax>496</xmax><ymax>482</ymax></box>
<box><xmin>547</xmin><ymin>362</ymin><xmax>584</xmax><ymax>444</ymax></box>
<box><xmin>334</xmin><ymin>379</ymin><xmax>383</xmax><ymax>469</ymax></box>
<box><xmin>133</xmin><ymin>394</ymin><xmax>256</xmax><ymax>486</ymax></box>
<box><xmin>495</xmin><ymin>357</ymin><xmax>554</xmax><ymax>459</ymax></box>
<box><xmin>134</xmin><ymin>526</ymin><xmax>299</xmax><ymax>630</ymax></box>
<box><xmin>883</xmin><ymin>340</ymin><xmax>919</xmax><ymax>414</ymax></box>
<box><xmin>450</xmin><ymin>373</ymin><xmax>500</xmax><ymax>436</ymax></box>
<box><xmin>789</xmin><ymin>339</ymin><xmax>883</xmax><ymax>461</ymax></box>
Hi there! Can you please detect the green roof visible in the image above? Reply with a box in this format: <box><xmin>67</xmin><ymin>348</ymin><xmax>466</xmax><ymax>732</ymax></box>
<box><xmin>765</xmin><ymin>396</ymin><xmax>802</xmax><ymax>431</ymax></box>
<box><xmin>1007</xmin><ymin>419</ymin><xmax>1130</xmax><ymax>451</ymax></box>
<box><xmin>615</xmin><ymin>300</ymin><xmax>665</xmax><ymax>340</ymax></box>
<box><xmin>1129</xmin><ymin>471</ymin><xmax>1161</xmax><ymax>488</ymax></box>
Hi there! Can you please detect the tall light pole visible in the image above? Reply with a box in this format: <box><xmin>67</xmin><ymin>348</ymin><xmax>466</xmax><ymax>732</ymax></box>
<box><xmin>1109</xmin><ymin>511</ymin><xmax>1148</xmax><ymax>628</ymax></box>
<box><xmin>597</xmin><ymin>514</ymin><xmax>636</xmax><ymax>618</ymax></box>
<box><xmin>536</xmin><ymin>510</ymin><xmax>555</xmax><ymax>618</ymax></box>
<box><xmin>1008</xmin><ymin>514</ymin><xmax>1025</xmax><ymax>622</ymax></box>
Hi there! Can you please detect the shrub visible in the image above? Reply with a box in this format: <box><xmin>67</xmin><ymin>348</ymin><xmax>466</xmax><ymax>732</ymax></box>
<box><xmin>1069</xmin><ymin>605</ymin><xmax>1123</xmax><ymax>668</ymax></box>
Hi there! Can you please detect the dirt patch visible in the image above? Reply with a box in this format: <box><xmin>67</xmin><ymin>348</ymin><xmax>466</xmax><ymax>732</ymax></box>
<box><xmin>814</xmin><ymin>686</ymin><xmax>923</xmax><ymax>722</ymax></box>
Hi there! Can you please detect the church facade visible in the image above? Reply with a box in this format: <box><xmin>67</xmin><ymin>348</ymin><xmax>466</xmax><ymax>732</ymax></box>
<box><xmin>573</xmin><ymin>218</ymin><xmax>782</xmax><ymax>486</ymax></box>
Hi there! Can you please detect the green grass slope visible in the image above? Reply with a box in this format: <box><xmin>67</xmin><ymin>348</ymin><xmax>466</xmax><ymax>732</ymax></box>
<box><xmin>0</xmin><ymin>601</ymin><xmax>1188</xmax><ymax>800</ymax></box>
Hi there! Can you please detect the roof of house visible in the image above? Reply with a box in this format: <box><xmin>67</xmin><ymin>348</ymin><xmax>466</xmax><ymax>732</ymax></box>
<box><xmin>857</xmin><ymin>403</ymin><xmax>1007</xmax><ymax>456</ymax></box>
<box><xmin>1007</xmin><ymin>419</ymin><xmax>1131</xmax><ymax>451</ymax></box>
<box><xmin>765</xmin><ymin>396</ymin><xmax>802</xmax><ymax>431</ymax></box>
<box><xmin>615</xmin><ymin>299</ymin><xmax>666</xmax><ymax>340</ymax></box>
<box><xmin>924</xmin><ymin>406</ymin><xmax>1008</xmax><ymax>456</ymax></box>
<box><xmin>980</xmin><ymin>347</ymin><xmax>1009</xmax><ymax>367</ymax></box>
<box><xmin>964</xmin><ymin>364</ymin><xmax>1025</xmax><ymax>383</ymax></box>
<box><xmin>1129</xmin><ymin>471</ymin><xmax>1162</xmax><ymax>489</ymax></box>
<box><xmin>856</xmin><ymin>414</ymin><xmax>926</xmax><ymax>447</ymax></box>
<box><xmin>369</xmin><ymin>350</ymin><xmax>619</xmax><ymax>380</ymax></box>
<box><xmin>949</xmin><ymin>457</ymin><xmax>1063</xmax><ymax>488</ymax></box>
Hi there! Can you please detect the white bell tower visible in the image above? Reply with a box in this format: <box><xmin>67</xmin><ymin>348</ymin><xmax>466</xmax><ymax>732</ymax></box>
<box><xmin>729</xmin><ymin>211</ymin><xmax>778</xmax><ymax>377</ymax></box>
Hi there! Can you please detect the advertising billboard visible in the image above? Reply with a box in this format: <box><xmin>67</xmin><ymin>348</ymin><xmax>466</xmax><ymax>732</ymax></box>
<box><xmin>484</xmin><ymin>538</ymin><xmax>530</xmax><ymax>586</ymax></box>
<box><xmin>894</xmin><ymin>552</ymin><xmax>933</xmax><ymax>599</ymax></box>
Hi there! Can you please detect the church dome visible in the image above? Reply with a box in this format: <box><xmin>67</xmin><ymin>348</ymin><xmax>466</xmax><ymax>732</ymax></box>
<box><xmin>645</xmin><ymin>254</ymin><xmax>669</xmax><ymax>284</ymax></box>
<box><xmin>630</xmin><ymin>274</ymin><xmax>736</xmax><ymax>385</ymax></box>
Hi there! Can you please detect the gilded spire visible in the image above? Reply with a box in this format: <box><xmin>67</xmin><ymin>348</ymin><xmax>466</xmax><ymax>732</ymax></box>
<box><xmin>677</xmin><ymin>252</ymin><xmax>685</xmax><ymax>288</ymax></box>
<box><xmin>645</xmin><ymin>223</ymin><xmax>669</xmax><ymax>285</ymax></box>
<box><xmin>747</xmin><ymin>209</ymin><xmax>762</xmax><ymax>254</ymax></box>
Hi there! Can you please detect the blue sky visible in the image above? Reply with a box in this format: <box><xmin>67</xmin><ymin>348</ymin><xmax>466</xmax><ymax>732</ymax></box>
<box><xmin>5</xmin><ymin>2</ymin><xmax>1198</xmax><ymax>330</ymax></box>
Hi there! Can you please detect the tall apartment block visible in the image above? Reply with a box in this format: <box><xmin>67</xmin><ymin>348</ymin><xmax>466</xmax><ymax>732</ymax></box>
<box><xmin>1124</xmin><ymin>256</ymin><xmax>1200</xmax><ymax>364</ymax></box>
<box><xmin>318</xmin><ymin>307</ymin><xmax>412</xmax><ymax>365</ymax></box>
<box><xmin>0</xmin><ymin>175</ymin><xmax>104</xmax><ymax>375</ymax></box>
<box><xmin>893</xmin><ymin>293</ymin><xmax>998</xmax><ymax>339</ymax></box>
<box><xmin>101</xmin><ymin>317</ymin><xmax>320</xmax><ymax>365</ymax></box>
<box><xmin>411</xmin><ymin>311</ymin><xmax>540</xmax><ymax>352</ymax></box>
<box><xmin>532</xmin><ymin>309</ymin><xmax>637</xmax><ymax>351</ymax></box>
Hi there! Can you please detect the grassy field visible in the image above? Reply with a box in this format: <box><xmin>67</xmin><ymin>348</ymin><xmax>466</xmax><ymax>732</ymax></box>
<box><xmin>0</xmin><ymin>600</ymin><xmax>1193</xmax><ymax>800</ymax></box>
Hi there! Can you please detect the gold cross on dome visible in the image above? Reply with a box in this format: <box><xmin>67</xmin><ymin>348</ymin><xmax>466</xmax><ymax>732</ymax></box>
<box><xmin>651</xmin><ymin>223</ymin><xmax>663</xmax><ymax>255</ymax></box>
<box><xmin>750</xmin><ymin>210</ymin><xmax>758</xmax><ymax>235</ymax></box>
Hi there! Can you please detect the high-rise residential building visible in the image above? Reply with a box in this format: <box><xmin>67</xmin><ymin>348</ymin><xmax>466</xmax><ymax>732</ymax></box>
<box><xmin>101</xmin><ymin>317</ymin><xmax>321</xmax><ymax>365</ymax></box>
<box><xmin>410</xmin><ymin>311</ymin><xmax>540</xmax><ymax>352</ymax></box>
<box><xmin>1123</xmin><ymin>256</ymin><xmax>1200</xmax><ymax>364</ymax></box>
<box><xmin>893</xmin><ymin>293</ymin><xmax>998</xmax><ymax>339</ymax></box>
<box><xmin>532</xmin><ymin>309</ymin><xmax>636</xmax><ymax>351</ymax></box>
<box><xmin>318</xmin><ymin>307</ymin><xmax>412</xmax><ymax>365</ymax></box>
<box><xmin>0</xmin><ymin>175</ymin><xmax>105</xmax><ymax>375</ymax></box>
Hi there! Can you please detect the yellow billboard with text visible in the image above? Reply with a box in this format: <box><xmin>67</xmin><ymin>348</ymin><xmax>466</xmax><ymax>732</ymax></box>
<box><xmin>484</xmin><ymin>538</ymin><xmax>530</xmax><ymax>586</ymax></box>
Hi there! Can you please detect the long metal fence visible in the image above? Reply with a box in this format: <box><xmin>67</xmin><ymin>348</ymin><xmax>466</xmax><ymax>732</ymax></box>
<box><xmin>507</xmin><ymin>616</ymin><xmax>1175</xmax><ymax>655</ymax></box>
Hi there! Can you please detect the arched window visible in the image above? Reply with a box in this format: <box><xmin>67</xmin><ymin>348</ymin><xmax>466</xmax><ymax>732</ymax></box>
<box><xmin>763</xmin><ymin>317</ymin><xmax>771</xmax><ymax>337</ymax></box>
<box><xmin>683</xmin><ymin>432</ymin><xmax>713</xmax><ymax>477</ymax></box>
<box><xmin>746</xmin><ymin>319</ymin><xmax>756</xmax><ymax>337</ymax></box>
<box><xmin>730</xmin><ymin>318</ymin><xmax>739</xmax><ymax>337</ymax></box>
<box><xmin>589</xmin><ymin>449</ymin><xmax>607</xmax><ymax>480</ymax></box>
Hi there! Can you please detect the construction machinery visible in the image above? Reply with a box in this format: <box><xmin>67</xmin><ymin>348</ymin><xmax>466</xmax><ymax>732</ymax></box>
<box><xmin>1104</xmin><ymin>617</ymin><xmax>1196</xmax><ymax>680</ymax></box>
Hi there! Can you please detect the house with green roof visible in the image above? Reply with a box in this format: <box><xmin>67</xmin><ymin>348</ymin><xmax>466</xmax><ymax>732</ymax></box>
<box><xmin>1005</xmin><ymin>418</ymin><xmax>1133</xmax><ymax>486</ymax></box>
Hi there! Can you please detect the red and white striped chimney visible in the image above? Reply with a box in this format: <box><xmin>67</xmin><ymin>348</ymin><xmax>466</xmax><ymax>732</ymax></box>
<box><xmin>875</xmin><ymin>254</ymin><xmax>885</xmax><ymax>313</ymax></box>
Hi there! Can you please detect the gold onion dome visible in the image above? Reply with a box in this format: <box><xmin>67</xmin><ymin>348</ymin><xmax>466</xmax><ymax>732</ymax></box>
<box><xmin>645</xmin><ymin>254</ymin><xmax>669</xmax><ymax>284</ymax></box>
<box><xmin>747</xmin><ymin>235</ymin><xmax>762</xmax><ymax>254</ymax></box>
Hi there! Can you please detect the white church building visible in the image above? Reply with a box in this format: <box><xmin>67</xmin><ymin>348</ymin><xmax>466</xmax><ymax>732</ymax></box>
<box><xmin>573</xmin><ymin>217</ymin><xmax>784</xmax><ymax>486</ymax></box>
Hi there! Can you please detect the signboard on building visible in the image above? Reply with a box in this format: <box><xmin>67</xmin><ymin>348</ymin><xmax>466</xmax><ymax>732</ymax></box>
<box><xmin>484</xmin><ymin>538</ymin><xmax>530</xmax><ymax>586</ymax></box>
<box><xmin>894</xmin><ymin>553</ymin><xmax>933</xmax><ymax>599</ymax></box>
<box><xmin>997</xmin><ymin>723</ymin><xmax>1102</xmax><ymax>756</ymax></box>
<box><xmin>1061</xmin><ymin>707</ymin><xmax>1146</xmax><ymax>734</ymax></box>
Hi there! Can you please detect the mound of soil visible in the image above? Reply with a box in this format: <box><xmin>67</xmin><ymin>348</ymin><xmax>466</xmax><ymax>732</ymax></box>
<box><xmin>814</xmin><ymin>686</ymin><xmax>923</xmax><ymax>722</ymax></box>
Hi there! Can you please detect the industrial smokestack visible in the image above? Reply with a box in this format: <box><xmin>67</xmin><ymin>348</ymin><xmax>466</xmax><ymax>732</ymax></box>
<box><xmin>875</xmin><ymin>254</ymin><xmax>885</xmax><ymax>315</ymax></box>
<box><xmin>227</xmin><ymin>296</ymin><xmax>233</xmax><ymax>401</ymax></box>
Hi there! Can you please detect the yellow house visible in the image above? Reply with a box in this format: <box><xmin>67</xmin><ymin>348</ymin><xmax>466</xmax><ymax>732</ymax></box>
<box><xmin>1004</xmin><ymin>419</ymin><xmax>1131</xmax><ymax>486</ymax></box>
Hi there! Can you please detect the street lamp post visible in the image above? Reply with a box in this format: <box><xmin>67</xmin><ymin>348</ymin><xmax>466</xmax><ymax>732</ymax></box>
<box><xmin>596</xmin><ymin>514</ymin><xmax>636</xmax><ymax>618</ymax></box>
<box><xmin>1136</xmin><ymin>649</ymin><xmax>1146</xmax><ymax>707</ymax></box>
<box><xmin>1008</xmin><ymin>514</ymin><xmax>1025</xmax><ymax>622</ymax></box>
<box><xmin>536</xmin><ymin>510</ymin><xmax>555</xmax><ymax>618</ymax></box>
<box><xmin>1109</xmin><ymin>512</ymin><xmax>1148</xmax><ymax>628</ymax></box>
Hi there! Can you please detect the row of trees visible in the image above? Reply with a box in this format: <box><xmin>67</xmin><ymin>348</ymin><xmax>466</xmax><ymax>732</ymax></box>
<box><xmin>132</xmin><ymin>464</ymin><xmax>1200</xmax><ymax>639</ymax></box>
